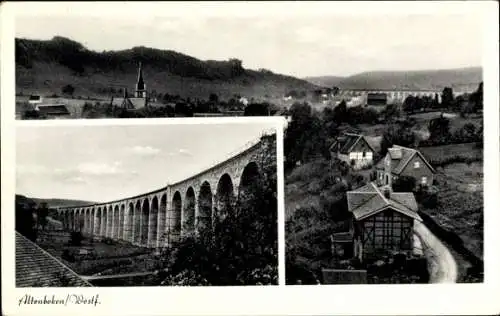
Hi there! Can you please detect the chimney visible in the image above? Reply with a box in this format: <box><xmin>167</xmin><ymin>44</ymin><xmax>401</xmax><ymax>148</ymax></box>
<box><xmin>383</xmin><ymin>187</ymin><xmax>391</xmax><ymax>199</ymax></box>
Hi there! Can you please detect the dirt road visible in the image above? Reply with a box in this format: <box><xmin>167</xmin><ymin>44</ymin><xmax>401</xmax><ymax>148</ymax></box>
<box><xmin>414</xmin><ymin>221</ymin><xmax>458</xmax><ymax>283</ymax></box>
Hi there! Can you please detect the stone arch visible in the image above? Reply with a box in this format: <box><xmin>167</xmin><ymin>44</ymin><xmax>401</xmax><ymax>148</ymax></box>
<box><xmin>90</xmin><ymin>208</ymin><xmax>95</xmax><ymax>236</ymax></box>
<box><xmin>198</xmin><ymin>181</ymin><xmax>213</xmax><ymax>232</ymax></box>
<box><xmin>125</xmin><ymin>202</ymin><xmax>134</xmax><ymax>242</ymax></box>
<box><xmin>141</xmin><ymin>198</ymin><xmax>150</xmax><ymax>246</ymax></box>
<box><xmin>113</xmin><ymin>205</ymin><xmax>119</xmax><ymax>239</ymax></box>
<box><xmin>148</xmin><ymin>196</ymin><xmax>159</xmax><ymax>248</ymax></box>
<box><xmin>158</xmin><ymin>194</ymin><xmax>167</xmax><ymax>247</ymax></box>
<box><xmin>119</xmin><ymin>204</ymin><xmax>125</xmax><ymax>239</ymax></box>
<box><xmin>96</xmin><ymin>207</ymin><xmax>102</xmax><ymax>236</ymax></box>
<box><xmin>106</xmin><ymin>206</ymin><xmax>112</xmax><ymax>237</ymax></box>
<box><xmin>183</xmin><ymin>187</ymin><xmax>196</xmax><ymax>235</ymax></box>
<box><xmin>67</xmin><ymin>212</ymin><xmax>72</xmax><ymax>231</ymax></box>
<box><xmin>78</xmin><ymin>209</ymin><xmax>84</xmax><ymax>232</ymax></box>
<box><xmin>134</xmin><ymin>200</ymin><xmax>142</xmax><ymax>244</ymax></box>
<box><xmin>215</xmin><ymin>173</ymin><xmax>235</xmax><ymax>220</ymax></box>
<box><xmin>85</xmin><ymin>209</ymin><xmax>90</xmax><ymax>234</ymax></box>
<box><xmin>170</xmin><ymin>191</ymin><xmax>182</xmax><ymax>243</ymax></box>
<box><xmin>238</xmin><ymin>161</ymin><xmax>263</xmax><ymax>206</ymax></box>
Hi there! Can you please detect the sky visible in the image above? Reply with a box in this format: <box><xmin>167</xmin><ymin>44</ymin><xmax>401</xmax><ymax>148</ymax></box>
<box><xmin>16</xmin><ymin>122</ymin><xmax>276</xmax><ymax>203</ymax></box>
<box><xmin>14</xmin><ymin>12</ymin><xmax>484</xmax><ymax>77</ymax></box>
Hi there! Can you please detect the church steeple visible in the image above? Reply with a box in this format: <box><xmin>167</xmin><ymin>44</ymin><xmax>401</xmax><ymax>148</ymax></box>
<box><xmin>135</xmin><ymin>62</ymin><xmax>146</xmax><ymax>98</ymax></box>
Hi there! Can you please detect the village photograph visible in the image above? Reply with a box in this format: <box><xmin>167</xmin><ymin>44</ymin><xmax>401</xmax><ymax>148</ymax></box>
<box><xmin>15</xmin><ymin>122</ymin><xmax>278</xmax><ymax>286</ymax></box>
<box><xmin>282</xmin><ymin>15</ymin><xmax>484</xmax><ymax>284</ymax></box>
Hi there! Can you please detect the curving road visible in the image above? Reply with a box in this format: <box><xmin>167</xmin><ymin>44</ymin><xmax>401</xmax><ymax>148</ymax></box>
<box><xmin>414</xmin><ymin>221</ymin><xmax>458</xmax><ymax>283</ymax></box>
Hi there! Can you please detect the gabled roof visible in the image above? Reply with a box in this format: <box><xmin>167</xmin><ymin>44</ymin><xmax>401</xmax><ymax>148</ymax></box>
<box><xmin>390</xmin><ymin>145</ymin><xmax>436</xmax><ymax>174</ymax></box>
<box><xmin>346</xmin><ymin>182</ymin><xmax>421</xmax><ymax>221</ymax></box>
<box><xmin>330</xmin><ymin>133</ymin><xmax>376</xmax><ymax>154</ymax></box>
<box><xmin>374</xmin><ymin>145</ymin><xmax>435</xmax><ymax>174</ymax></box>
<box><xmin>111</xmin><ymin>97</ymin><xmax>147</xmax><ymax>109</ymax></box>
<box><xmin>125</xmin><ymin>97</ymin><xmax>147</xmax><ymax>109</ymax></box>
<box><xmin>16</xmin><ymin>232</ymin><xmax>92</xmax><ymax>287</ymax></box>
<box><xmin>37</xmin><ymin>104</ymin><xmax>70</xmax><ymax>116</ymax></box>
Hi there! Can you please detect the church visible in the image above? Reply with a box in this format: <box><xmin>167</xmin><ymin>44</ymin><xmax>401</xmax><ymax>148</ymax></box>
<box><xmin>110</xmin><ymin>62</ymin><xmax>148</xmax><ymax>110</ymax></box>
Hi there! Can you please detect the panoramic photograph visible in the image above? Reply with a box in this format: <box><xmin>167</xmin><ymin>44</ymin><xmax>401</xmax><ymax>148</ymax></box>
<box><xmin>15</xmin><ymin>122</ymin><xmax>279</xmax><ymax>286</ymax></box>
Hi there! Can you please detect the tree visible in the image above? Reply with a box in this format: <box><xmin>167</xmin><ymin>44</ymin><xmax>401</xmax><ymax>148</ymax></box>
<box><xmin>441</xmin><ymin>87</ymin><xmax>455</xmax><ymax>110</ymax></box>
<box><xmin>381</xmin><ymin>104</ymin><xmax>400</xmax><ymax>122</ymax></box>
<box><xmin>15</xmin><ymin>195</ymin><xmax>38</xmax><ymax>241</ymax></box>
<box><xmin>470</xmin><ymin>82</ymin><xmax>483</xmax><ymax>112</ymax></box>
<box><xmin>402</xmin><ymin>95</ymin><xmax>416</xmax><ymax>114</ymax></box>
<box><xmin>244</xmin><ymin>103</ymin><xmax>270</xmax><ymax>116</ymax></box>
<box><xmin>392</xmin><ymin>176</ymin><xmax>417</xmax><ymax>192</ymax></box>
<box><xmin>428</xmin><ymin>114</ymin><xmax>451</xmax><ymax>144</ymax></box>
<box><xmin>62</xmin><ymin>84</ymin><xmax>75</xmax><ymax>96</ymax></box>
<box><xmin>209</xmin><ymin>93</ymin><xmax>219</xmax><ymax>104</ymax></box>
<box><xmin>284</xmin><ymin>102</ymin><xmax>329</xmax><ymax>168</ymax></box>
<box><xmin>333</xmin><ymin>100</ymin><xmax>347</xmax><ymax>123</ymax></box>
<box><xmin>381</xmin><ymin>124</ymin><xmax>415</xmax><ymax>155</ymax></box>
<box><xmin>37</xmin><ymin>202</ymin><xmax>49</xmax><ymax>231</ymax></box>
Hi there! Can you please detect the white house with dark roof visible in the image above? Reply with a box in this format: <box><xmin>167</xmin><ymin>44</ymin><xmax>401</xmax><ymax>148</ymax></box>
<box><xmin>375</xmin><ymin>145</ymin><xmax>436</xmax><ymax>187</ymax></box>
<box><xmin>346</xmin><ymin>182</ymin><xmax>422</xmax><ymax>261</ymax></box>
<box><xmin>330</xmin><ymin>132</ymin><xmax>377</xmax><ymax>170</ymax></box>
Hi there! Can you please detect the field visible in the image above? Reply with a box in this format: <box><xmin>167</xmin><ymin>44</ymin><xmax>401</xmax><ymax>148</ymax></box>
<box><xmin>36</xmin><ymin>234</ymin><xmax>154</xmax><ymax>276</ymax></box>
<box><xmin>419</xmin><ymin>142</ymin><xmax>482</xmax><ymax>166</ymax></box>
<box><xmin>420</xmin><ymin>161</ymin><xmax>483</xmax><ymax>282</ymax></box>
<box><xmin>409</xmin><ymin>111</ymin><xmax>483</xmax><ymax>132</ymax></box>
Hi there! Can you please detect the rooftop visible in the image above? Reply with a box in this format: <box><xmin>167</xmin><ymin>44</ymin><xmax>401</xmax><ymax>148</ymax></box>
<box><xmin>16</xmin><ymin>232</ymin><xmax>92</xmax><ymax>287</ymax></box>
<box><xmin>346</xmin><ymin>182</ymin><xmax>421</xmax><ymax>221</ymax></box>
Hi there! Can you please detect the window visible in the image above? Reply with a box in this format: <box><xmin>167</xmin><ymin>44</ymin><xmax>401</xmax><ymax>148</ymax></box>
<box><xmin>363</xmin><ymin>151</ymin><xmax>366</xmax><ymax>157</ymax></box>
<box><xmin>421</xmin><ymin>176</ymin><xmax>427</xmax><ymax>185</ymax></box>
<box><xmin>414</xmin><ymin>161</ymin><xmax>420</xmax><ymax>169</ymax></box>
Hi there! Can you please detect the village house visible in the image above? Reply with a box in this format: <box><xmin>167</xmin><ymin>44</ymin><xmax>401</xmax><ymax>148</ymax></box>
<box><xmin>331</xmin><ymin>182</ymin><xmax>422</xmax><ymax>262</ymax></box>
<box><xmin>36</xmin><ymin>104</ymin><xmax>71</xmax><ymax>119</ymax></box>
<box><xmin>28</xmin><ymin>95</ymin><xmax>43</xmax><ymax>105</ymax></box>
<box><xmin>330</xmin><ymin>132</ymin><xmax>377</xmax><ymax>170</ymax></box>
<box><xmin>375</xmin><ymin>145</ymin><xmax>435</xmax><ymax>187</ymax></box>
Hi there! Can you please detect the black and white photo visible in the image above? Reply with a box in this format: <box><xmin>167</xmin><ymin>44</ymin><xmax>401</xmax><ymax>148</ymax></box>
<box><xmin>15</xmin><ymin>121</ymin><xmax>279</xmax><ymax>286</ymax></box>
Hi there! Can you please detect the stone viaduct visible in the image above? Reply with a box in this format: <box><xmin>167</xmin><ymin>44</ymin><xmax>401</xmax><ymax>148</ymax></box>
<box><xmin>55</xmin><ymin>134</ymin><xmax>276</xmax><ymax>249</ymax></box>
<box><xmin>337</xmin><ymin>89</ymin><xmax>442</xmax><ymax>103</ymax></box>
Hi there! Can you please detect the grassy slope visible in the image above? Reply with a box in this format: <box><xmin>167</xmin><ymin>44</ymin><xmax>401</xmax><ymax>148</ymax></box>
<box><xmin>30</xmin><ymin>197</ymin><xmax>97</xmax><ymax>208</ymax></box>
<box><xmin>16</xmin><ymin>37</ymin><xmax>317</xmax><ymax>101</ymax></box>
<box><xmin>420</xmin><ymin>161</ymin><xmax>483</xmax><ymax>282</ymax></box>
<box><xmin>304</xmin><ymin>67</ymin><xmax>482</xmax><ymax>91</ymax></box>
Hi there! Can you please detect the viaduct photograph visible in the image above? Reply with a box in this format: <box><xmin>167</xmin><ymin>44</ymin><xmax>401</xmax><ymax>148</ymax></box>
<box><xmin>15</xmin><ymin>121</ymin><xmax>280</xmax><ymax>286</ymax></box>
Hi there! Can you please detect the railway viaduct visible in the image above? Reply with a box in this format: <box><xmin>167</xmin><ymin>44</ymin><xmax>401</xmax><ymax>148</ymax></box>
<box><xmin>55</xmin><ymin>134</ymin><xmax>276</xmax><ymax>249</ymax></box>
<box><xmin>337</xmin><ymin>89</ymin><xmax>442</xmax><ymax>103</ymax></box>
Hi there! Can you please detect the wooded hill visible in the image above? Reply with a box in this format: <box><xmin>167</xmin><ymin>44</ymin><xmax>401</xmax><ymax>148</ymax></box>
<box><xmin>16</xmin><ymin>36</ymin><xmax>318</xmax><ymax>100</ymax></box>
<box><xmin>304</xmin><ymin>67</ymin><xmax>482</xmax><ymax>92</ymax></box>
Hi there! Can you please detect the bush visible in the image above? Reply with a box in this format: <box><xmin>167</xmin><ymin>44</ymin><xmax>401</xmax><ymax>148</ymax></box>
<box><xmin>392</xmin><ymin>176</ymin><xmax>417</xmax><ymax>192</ymax></box>
<box><xmin>69</xmin><ymin>232</ymin><xmax>83</xmax><ymax>246</ymax></box>
<box><xmin>415</xmin><ymin>186</ymin><xmax>439</xmax><ymax>209</ymax></box>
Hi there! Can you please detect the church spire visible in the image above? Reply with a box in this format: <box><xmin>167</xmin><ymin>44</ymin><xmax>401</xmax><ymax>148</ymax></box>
<box><xmin>135</xmin><ymin>61</ymin><xmax>146</xmax><ymax>98</ymax></box>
